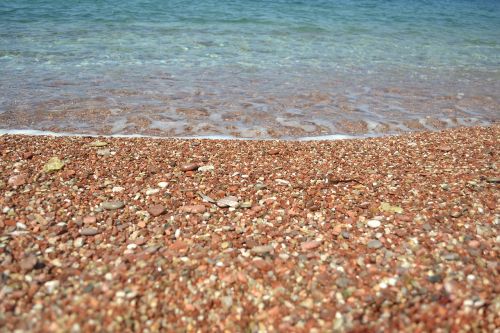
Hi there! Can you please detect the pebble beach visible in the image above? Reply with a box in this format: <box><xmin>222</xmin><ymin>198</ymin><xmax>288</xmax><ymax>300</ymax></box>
<box><xmin>0</xmin><ymin>125</ymin><xmax>498</xmax><ymax>332</ymax></box>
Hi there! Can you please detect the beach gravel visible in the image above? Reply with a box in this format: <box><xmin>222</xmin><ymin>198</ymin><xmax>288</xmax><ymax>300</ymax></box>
<box><xmin>0</xmin><ymin>125</ymin><xmax>498</xmax><ymax>332</ymax></box>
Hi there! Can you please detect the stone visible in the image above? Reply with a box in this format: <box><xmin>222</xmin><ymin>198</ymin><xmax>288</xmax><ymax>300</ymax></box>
<box><xmin>83</xmin><ymin>215</ymin><xmax>97</xmax><ymax>224</ymax></box>
<box><xmin>148</xmin><ymin>204</ymin><xmax>166</xmax><ymax>217</ymax></box>
<box><xmin>101</xmin><ymin>201</ymin><xmax>125</xmax><ymax>210</ymax></box>
<box><xmin>112</xmin><ymin>186</ymin><xmax>125</xmax><ymax>192</ymax></box>
<box><xmin>301</xmin><ymin>241</ymin><xmax>321</xmax><ymax>251</ymax></box>
<box><xmin>255</xmin><ymin>183</ymin><xmax>267</xmax><ymax>190</ymax></box>
<box><xmin>427</xmin><ymin>274</ymin><xmax>443</xmax><ymax>283</ymax></box>
<box><xmin>367</xmin><ymin>240</ymin><xmax>383</xmax><ymax>249</ymax></box>
<box><xmin>19</xmin><ymin>255</ymin><xmax>37</xmax><ymax>271</ymax></box>
<box><xmin>89</xmin><ymin>141</ymin><xmax>108</xmax><ymax>147</ymax></box>
<box><xmin>180</xmin><ymin>163</ymin><xmax>199</xmax><ymax>172</ymax></box>
<box><xmin>332</xmin><ymin>225</ymin><xmax>342</xmax><ymax>236</ymax></box>
<box><xmin>379</xmin><ymin>202</ymin><xmax>403</xmax><ymax>214</ymax></box>
<box><xmin>80</xmin><ymin>227</ymin><xmax>100</xmax><ymax>236</ymax></box>
<box><xmin>44</xmin><ymin>280</ymin><xmax>60</xmax><ymax>294</ymax></box>
<box><xmin>158</xmin><ymin>182</ymin><xmax>168</xmax><ymax>188</ymax></box>
<box><xmin>8</xmin><ymin>174</ymin><xmax>26</xmax><ymax>187</ymax></box>
<box><xmin>443</xmin><ymin>252</ymin><xmax>459</xmax><ymax>261</ymax></box>
<box><xmin>74</xmin><ymin>238</ymin><xmax>84</xmax><ymax>248</ymax></box>
<box><xmin>275</xmin><ymin>179</ymin><xmax>291</xmax><ymax>186</ymax></box>
<box><xmin>240</xmin><ymin>201</ymin><xmax>252</xmax><ymax>208</ymax></box>
<box><xmin>179</xmin><ymin>205</ymin><xmax>206</xmax><ymax>214</ymax></box>
<box><xmin>468</xmin><ymin>240</ymin><xmax>480</xmax><ymax>249</ymax></box>
<box><xmin>335</xmin><ymin>277</ymin><xmax>351</xmax><ymax>288</ymax></box>
<box><xmin>341</xmin><ymin>231</ymin><xmax>350</xmax><ymax>239</ymax></box>
<box><xmin>43</xmin><ymin>157</ymin><xmax>65</xmax><ymax>172</ymax></box>
<box><xmin>251</xmin><ymin>245</ymin><xmax>274</xmax><ymax>256</ymax></box>
<box><xmin>217</xmin><ymin>196</ymin><xmax>239</xmax><ymax>208</ymax></box>
<box><xmin>145</xmin><ymin>188</ymin><xmax>160</xmax><ymax>196</ymax></box>
<box><xmin>267</xmin><ymin>149</ymin><xmax>280</xmax><ymax>155</ymax></box>
<box><xmin>97</xmin><ymin>149</ymin><xmax>111</xmax><ymax>156</ymax></box>
<box><xmin>367</xmin><ymin>219</ymin><xmax>381</xmax><ymax>228</ymax></box>
<box><xmin>198</xmin><ymin>165</ymin><xmax>214</xmax><ymax>172</ymax></box>
<box><xmin>221</xmin><ymin>296</ymin><xmax>233</xmax><ymax>309</ymax></box>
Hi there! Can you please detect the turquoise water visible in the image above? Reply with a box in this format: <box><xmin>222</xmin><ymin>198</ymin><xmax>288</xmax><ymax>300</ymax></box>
<box><xmin>1</xmin><ymin>0</ymin><xmax>499</xmax><ymax>138</ymax></box>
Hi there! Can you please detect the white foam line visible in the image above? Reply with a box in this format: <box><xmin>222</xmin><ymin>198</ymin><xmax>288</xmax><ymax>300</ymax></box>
<box><xmin>0</xmin><ymin>128</ymin><xmax>378</xmax><ymax>141</ymax></box>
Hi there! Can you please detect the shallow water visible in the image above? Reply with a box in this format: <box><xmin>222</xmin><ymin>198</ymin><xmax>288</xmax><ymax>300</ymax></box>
<box><xmin>1</xmin><ymin>0</ymin><xmax>499</xmax><ymax>138</ymax></box>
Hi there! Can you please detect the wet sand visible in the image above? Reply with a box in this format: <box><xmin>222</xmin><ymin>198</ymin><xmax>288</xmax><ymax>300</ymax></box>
<box><xmin>0</xmin><ymin>125</ymin><xmax>499</xmax><ymax>332</ymax></box>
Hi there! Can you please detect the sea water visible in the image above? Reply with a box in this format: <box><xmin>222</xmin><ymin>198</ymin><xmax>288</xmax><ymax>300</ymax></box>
<box><xmin>0</xmin><ymin>0</ymin><xmax>499</xmax><ymax>138</ymax></box>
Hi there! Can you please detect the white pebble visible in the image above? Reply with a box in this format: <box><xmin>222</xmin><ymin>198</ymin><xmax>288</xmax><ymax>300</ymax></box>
<box><xmin>367</xmin><ymin>220</ymin><xmax>381</xmax><ymax>228</ymax></box>
<box><xmin>145</xmin><ymin>188</ymin><xmax>159</xmax><ymax>196</ymax></box>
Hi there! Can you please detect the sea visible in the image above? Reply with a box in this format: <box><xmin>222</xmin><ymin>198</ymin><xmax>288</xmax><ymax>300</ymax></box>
<box><xmin>0</xmin><ymin>0</ymin><xmax>499</xmax><ymax>139</ymax></box>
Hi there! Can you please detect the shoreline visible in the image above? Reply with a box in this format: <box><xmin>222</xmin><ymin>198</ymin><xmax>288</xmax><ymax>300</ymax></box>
<box><xmin>0</xmin><ymin>128</ymin><xmax>360</xmax><ymax>141</ymax></box>
<box><xmin>1</xmin><ymin>125</ymin><xmax>498</xmax><ymax>331</ymax></box>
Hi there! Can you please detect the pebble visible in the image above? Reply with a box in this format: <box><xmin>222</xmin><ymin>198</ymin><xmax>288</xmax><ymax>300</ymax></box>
<box><xmin>101</xmin><ymin>201</ymin><xmax>125</xmax><ymax>210</ymax></box>
<box><xmin>43</xmin><ymin>157</ymin><xmax>64</xmax><ymax>172</ymax></box>
<box><xmin>367</xmin><ymin>240</ymin><xmax>383</xmax><ymax>249</ymax></box>
<box><xmin>275</xmin><ymin>179</ymin><xmax>291</xmax><ymax>186</ymax></box>
<box><xmin>267</xmin><ymin>149</ymin><xmax>280</xmax><ymax>155</ymax></box>
<box><xmin>341</xmin><ymin>231</ymin><xmax>350</xmax><ymax>239</ymax></box>
<box><xmin>97</xmin><ymin>149</ymin><xmax>111</xmax><ymax>156</ymax></box>
<box><xmin>83</xmin><ymin>215</ymin><xmax>97</xmax><ymax>224</ymax></box>
<box><xmin>145</xmin><ymin>188</ymin><xmax>160</xmax><ymax>196</ymax></box>
<box><xmin>221</xmin><ymin>296</ymin><xmax>233</xmax><ymax>309</ymax></box>
<box><xmin>198</xmin><ymin>165</ymin><xmax>214</xmax><ymax>172</ymax></box>
<box><xmin>301</xmin><ymin>241</ymin><xmax>322</xmax><ymax>251</ymax></box>
<box><xmin>255</xmin><ymin>183</ymin><xmax>267</xmax><ymax>190</ymax></box>
<box><xmin>379</xmin><ymin>202</ymin><xmax>403</xmax><ymax>214</ymax></box>
<box><xmin>148</xmin><ymin>204</ymin><xmax>166</xmax><ymax>217</ymax></box>
<box><xmin>217</xmin><ymin>196</ymin><xmax>239</xmax><ymax>208</ymax></box>
<box><xmin>468</xmin><ymin>240</ymin><xmax>480</xmax><ymax>249</ymax></box>
<box><xmin>180</xmin><ymin>163</ymin><xmax>199</xmax><ymax>172</ymax></box>
<box><xmin>44</xmin><ymin>280</ymin><xmax>60</xmax><ymax>294</ymax></box>
<box><xmin>8</xmin><ymin>174</ymin><xmax>26</xmax><ymax>187</ymax></box>
<box><xmin>427</xmin><ymin>274</ymin><xmax>443</xmax><ymax>283</ymax></box>
<box><xmin>179</xmin><ymin>205</ymin><xmax>206</xmax><ymax>214</ymax></box>
<box><xmin>251</xmin><ymin>245</ymin><xmax>274</xmax><ymax>256</ymax></box>
<box><xmin>89</xmin><ymin>141</ymin><xmax>108</xmax><ymax>147</ymax></box>
<box><xmin>74</xmin><ymin>238</ymin><xmax>84</xmax><ymax>248</ymax></box>
<box><xmin>19</xmin><ymin>255</ymin><xmax>37</xmax><ymax>271</ymax></box>
<box><xmin>240</xmin><ymin>201</ymin><xmax>252</xmax><ymax>208</ymax></box>
<box><xmin>443</xmin><ymin>252</ymin><xmax>459</xmax><ymax>261</ymax></box>
<box><xmin>112</xmin><ymin>186</ymin><xmax>125</xmax><ymax>192</ymax></box>
<box><xmin>80</xmin><ymin>227</ymin><xmax>100</xmax><ymax>236</ymax></box>
<box><xmin>367</xmin><ymin>219</ymin><xmax>381</xmax><ymax>228</ymax></box>
<box><xmin>158</xmin><ymin>182</ymin><xmax>168</xmax><ymax>188</ymax></box>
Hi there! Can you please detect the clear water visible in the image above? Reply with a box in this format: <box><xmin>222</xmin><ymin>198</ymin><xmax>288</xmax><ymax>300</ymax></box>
<box><xmin>1</xmin><ymin>0</ymin><xmax>499</xmax><ymax>138</ymax></box>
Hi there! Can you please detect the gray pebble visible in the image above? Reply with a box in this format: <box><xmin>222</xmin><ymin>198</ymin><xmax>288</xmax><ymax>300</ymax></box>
<box><xmin>367</xmin><ymin>240</ymin><xmax>383</xmax><ymax>249</ymax></box>
<box><xmin>101</xmin><ymin>201</ymin><xmax>125</xmax><ymax>210</ymax></box>
<box><xmin>80</xmin><ymin>227</ymin><xmax>100</xmax><ymax>236</ymax></box>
